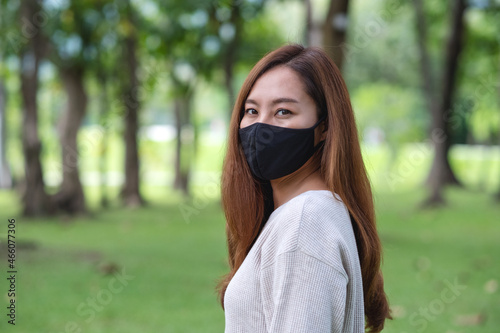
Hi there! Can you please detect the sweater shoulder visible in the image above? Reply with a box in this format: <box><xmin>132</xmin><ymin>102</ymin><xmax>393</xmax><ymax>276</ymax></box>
<box><xmin>260</xmin><ymin>191</ymin><xmax>355</xmax><ymax>270</ymax></box>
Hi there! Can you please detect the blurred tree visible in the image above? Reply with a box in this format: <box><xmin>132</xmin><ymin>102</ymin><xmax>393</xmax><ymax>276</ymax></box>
<box><xmin>18</xmin><ymin>0</ymin><xmax>53</xmax><ymax>216</ymax></box>
<box><xmin>155</xmin><ymin>0</ymin><xmax>271</xmax><ymax>195</ymax></box>
<box><xmin>302</xmin><ymin>0</ymin><xmax>350</xmax><ymax>69</ymax></box>
<box><xmin>217</xmin><ymin>0</ymin><xmax>281</xmax><ymax>118</ymax></box>
<box><xmin>0</xmin><ymin>0</ymin><xmax>9</xmax><ymax>189</ymax></box>
<box><xmin>53</xmin><ymin>64</ymin><xmax>87</xmax><ymax>214</ymax></box>
<box><xmin>92</xmin><ymin>3</ymin><xmax>120</xmax><ymax>208</ymax></box>
<box><xmin>459</xmin><ymin>4</ymin><xmax>500</xmax><ymax>196</ymax></box>
<box><xmin>44</xmin><ymin>0</ymin><xmax>116</xmax><ymax>213</ymax></box>
<box><xmin>413</xmin><ymin>0</ymin><xmax>467</xmax><ymax>206</ymax></box>
<box><xmin>155</xmin><ymin>0</ymin><xmax>213</xmax><ymax>195</ymax></box>
<box><xmin>76</xmin><ymin>0</ymin><xmax>140</xmax><ymax>208</ymax></box>
<box><xmin>0</xmin><ymin>80</ymin><xmax>12</xmax><ymax>189</ymax></box>
<box><xmin>304</xmin><ymin>0</ymin><xmax>316</xmax><ymax>46</ymax></box>
<box><xmin>323</xmin><ymin>0</ymin><xmax>350</xmax><ymax>69</ymax></box>
<box><xmin>220</xmin><ymin>0</ymin><xmax>244</xmax><ymax>113</ymax></box>
<box><xmin>343</xmin><ymin>0</ymin><xmax>420</xmax><ymax>91</ymax></box>
<box><xmin>172</xmin><ymin>79</ymin><xmax>195</xmax><ymax>196</ymax></box>
<box><xmin>43</xmin><ymin>0</ymin><xmax>147</xmax><ymax>212</ymax></box>
<box><xmin>460</xmin><ymin>7</ymin><xmax>499</xmax><ymax>143</ymax></box>
<box><xmin>496</xmin><ymin>55</ymin><xmax>500</xmax><ymax>203</ymax></box>
<box><xmin>96</xmin><ymin>67</ymin><xmax>111</xmax><ymax>208</ymax></box>
<box><xmin>120</xmin><ymin>0</ymin><xmax>144</xmax><ymax>207</ymax></box>
<box><xmin>44</xmin><ymin>2</ymin><xmax>89</xmax><ymax>214</ymax></box>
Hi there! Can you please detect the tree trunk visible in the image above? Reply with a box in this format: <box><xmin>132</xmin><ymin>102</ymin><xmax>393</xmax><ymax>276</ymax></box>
<box><xmin>52</xmin><ymin>66</ymin><xmax>87</xmax><ymax>214</ymax></box>
<box><xmin>322</xmin><ymin>0</ymin><xmax>350</xmax><ymax>70</ymax></box>
<box><xmin>223</xmin><ymin>13</ymin><xmax>237</xmax><ymax>111</ymax></box>
<box><xmin>97</xmin><ymin>73</ymin><xmax>110</xmax><ymax>208</ymax></box>
<box><xmin>222</xmin><ymin>0</ymin><xmax>243</xmax><ymax>120</ymax></box>
<box><xmin>496</xmin><ymin>57</ymin><xmax>500</xmax><ymax>203</ymax></box>
<box><xmin>223</xmin><ymin>53</ymin><xmax>235</xmax><ymax>119</ymax></box>
<box><xmin>414</xmin><ymin>0</ymin><xmax>466</xmax><ymax>206</ymax></box>
<box><xmin>19</xmin><ymin>0</ymin><xmax>51</xmax><ymax>216</ymax></box>
<box><xmin>304</xmin><ymin>0</ymin><xmax>323</xmax><ymax>48</ymax></box>
<box><xmin>121</xmin><ymin>4</ymin><xmax>144</xmax><ymax>207</ymax></box>
<box><xmin>173</xmin><ymin>86</ymin><xmax>194</xmax><ymax>196</ymax></box>
<box><xmin>413</xmin><ymin>0</ymin><xmax>437</xmax><ymax>113</ymax></box>
<box><xmin>304</xmin><ymin>0</ymin><xmax>313</xmax><ymax>46</ymax></box>
<box><xmin>0</xmin><ymin>80</ymin><xmax>12</xmax><ymax>189</ymax></box>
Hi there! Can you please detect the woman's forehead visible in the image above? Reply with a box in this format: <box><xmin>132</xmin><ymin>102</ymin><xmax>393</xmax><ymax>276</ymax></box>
<box><xmin>246</xmin><ymin>67</ymin><xmax>309</xmax><ymax>102</ymax></box>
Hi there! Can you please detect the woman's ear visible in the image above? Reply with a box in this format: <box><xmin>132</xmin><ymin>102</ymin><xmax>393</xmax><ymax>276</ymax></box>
<box><xmin>320</xmin><ymin>128</ymin><xmax>327</xmax><ymax>141</ymax></box>
<box><xmin>320</xmin><ymin>120</ymin><xmax>328</xmax><ymax>138</ymax></box>
<box><xmin>315</xmin><ymin>121</ymin><xmax>327</xmax><ymax>144</ymax></box>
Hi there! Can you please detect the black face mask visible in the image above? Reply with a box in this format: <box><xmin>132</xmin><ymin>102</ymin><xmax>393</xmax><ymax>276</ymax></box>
<box><xmin>238</xmin><ymin>116</ymin><xmax>326</xmax><ymax>180</ymax></box>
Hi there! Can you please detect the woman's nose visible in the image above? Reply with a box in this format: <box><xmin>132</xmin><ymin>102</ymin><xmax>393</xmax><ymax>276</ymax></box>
<box><xmin>255</xmin><ymin>111</ymin><xmax>273</xmax><ymax>125</ymax></box>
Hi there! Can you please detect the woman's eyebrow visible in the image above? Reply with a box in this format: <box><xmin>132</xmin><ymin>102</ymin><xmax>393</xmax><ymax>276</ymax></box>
<box><xmin>245</xmin><ymin>97</ymin><xmax>299</xmax><ymax>106</ymax></box>
<box><xmin>271</xmin><ymin>97</ymin><xmax>299</xmax><ymax>105</ymax></box>
<box><xmin>245</xmin><ymin>98</ymin><xmax>259</xmax><ymax>106</ymax></box>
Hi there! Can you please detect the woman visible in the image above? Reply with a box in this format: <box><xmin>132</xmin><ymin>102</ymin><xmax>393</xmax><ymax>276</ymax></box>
<box><xmin>217</xmin><ymin>44</ymin><xmax>391</xmax><ymax>333</ymax></box>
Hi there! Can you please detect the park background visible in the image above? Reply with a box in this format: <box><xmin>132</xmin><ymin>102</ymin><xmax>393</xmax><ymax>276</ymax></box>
<box><xmin>0</xmin><ymin>0</ymin><xmax>499</xmax><ymax>332</ymax></box>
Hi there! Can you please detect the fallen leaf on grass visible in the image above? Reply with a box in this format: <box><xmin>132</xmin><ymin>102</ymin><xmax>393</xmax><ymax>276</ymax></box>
<box><xmin>484</xmin><ymin>279</ymin><xmax>498</xmax><ymax>294</ymax></box>
<box><xmin>389</xmin><ymin>305</ymin><xmax>406</xmax><ymax>318</ymax></box>
<box><xmin>454</xmin><ymin>313</ymin><xmax>486</xmax><ymax>326</ymax></box>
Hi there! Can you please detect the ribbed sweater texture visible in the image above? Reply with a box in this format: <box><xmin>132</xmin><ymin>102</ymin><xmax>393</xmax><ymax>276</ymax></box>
<box><xmin>224</xmin><ymin>190</ymin><xmax>364</xmax><ymax>333</ymax></box>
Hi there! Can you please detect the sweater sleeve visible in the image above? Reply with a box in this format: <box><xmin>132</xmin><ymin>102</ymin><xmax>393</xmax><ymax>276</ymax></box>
<box><xmin>260</xmin><ymin>249</ymin><xmax>349</xmax><ymax>333</ymax></box>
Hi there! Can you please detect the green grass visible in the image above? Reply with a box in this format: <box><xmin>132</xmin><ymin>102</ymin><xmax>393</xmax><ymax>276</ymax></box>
<box><xmin>0</xmin><ymin>189</ymin><xmax>228</xmax><ymax>333</ymax></box>
<box><xmin>0</xmin><ymin>143</ymin><xmax>499</xmax><ymax>332</ymax></box>
<box><xmin>376</xmin><ymin>188</ymin><xmax>500</xmax><ymax>332</ymax></box>
<box><xmin>0</xmin><ymin>188</ymin><xmax>498</xmax><ymax>332</ymax></box>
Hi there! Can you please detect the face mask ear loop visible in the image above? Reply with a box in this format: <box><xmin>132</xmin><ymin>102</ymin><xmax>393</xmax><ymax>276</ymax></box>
<box><xmin>312</xmin><ymin>113</ymin><xmax>327</xmax><ymax>150</ymax></box>
<box><xmin>312</xmin><ymin>113</ymin><xmax>327</xmax><ymax>129</ymax></box>
<box><xmin>321</xmin><ymin>114</ymin><xmax>328</xmax><ymax>133</ymax></box>
<box><xmin>313</xmin><ymin>139</ymin><xmax>325</xmax><ymax>151</ymax></box>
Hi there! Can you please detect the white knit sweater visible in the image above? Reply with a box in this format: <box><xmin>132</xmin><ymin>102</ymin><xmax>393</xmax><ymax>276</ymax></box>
<box><xmin>223</xmin><ymin>190</ymin><xmax>365</xmax><ymax>333</ymax></box>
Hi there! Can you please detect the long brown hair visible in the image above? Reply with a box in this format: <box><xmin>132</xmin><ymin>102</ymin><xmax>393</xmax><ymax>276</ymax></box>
<box><xmin>217</xmin><ymin>44</ymin><xmax>391</xmax><ymax>332</ymax></box>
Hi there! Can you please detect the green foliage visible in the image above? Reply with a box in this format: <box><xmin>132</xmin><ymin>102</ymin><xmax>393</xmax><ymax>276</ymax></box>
<box><xmin>42</xmin><ymin>0</ymin><xmax>109</xmax><ymax>67</ymax></box>
<box><xmin>235</xmin><ymin>7</ymin><xmax>289</xmax><ymax>61</ymax></box>
<box><xmin>458</xmin><ymin>7</ymin><xmax>500</xmax><ymax>144</ymax></box>
<box><xmin>352</xmin><ymin>83</ymin><xmax>428</xmax><ymax>144</ymax></box>
<box><xmin>470</xmin><ymin>104</ymin><xmax>500</xmax><ymax>142</ymax></box>
<box><xmin>345</xmin><ymin>0</ymin><xmax>500</xmax><ymax>147</ymax></box>
<box><xmin>0</xmin><ymin>1</ymin><xmax>19</xmax><ymax>60</ymax></box>
<box><xmin>345</xmin><ymin>0</ymin><xmax>421</xmax><ymax>89</ymax></box>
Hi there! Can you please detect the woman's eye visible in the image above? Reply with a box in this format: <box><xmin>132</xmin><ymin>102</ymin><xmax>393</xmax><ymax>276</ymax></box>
<box><xmin>276</xmin><ymin>109</ymin><xmax>291</xmax><ymax>116</ymax></box>
<box><xmin>245</xmin><ymin>108</ymin><xmax>258</xmax><ymax>115</ymax></box>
